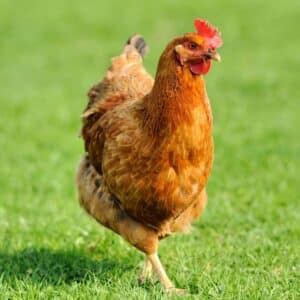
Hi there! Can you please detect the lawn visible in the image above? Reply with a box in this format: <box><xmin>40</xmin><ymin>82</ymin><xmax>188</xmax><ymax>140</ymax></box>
<box><xmin>0</xmin><ymin>0</ymin><xmax>299</xmax><ymax>299</ymax></box>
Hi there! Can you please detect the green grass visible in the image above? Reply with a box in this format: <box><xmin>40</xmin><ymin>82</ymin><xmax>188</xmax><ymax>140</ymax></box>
<box><xmin>0</xmin><ymin>0</ymin><xmax>299</xmax><ymax>299</ymax></box>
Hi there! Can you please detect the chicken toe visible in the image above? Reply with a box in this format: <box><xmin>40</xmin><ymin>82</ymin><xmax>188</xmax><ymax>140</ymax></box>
<box><xmin>138</xmin><ymin>258</ymin><xmax>153</xmax><ymax>285</ymax></box>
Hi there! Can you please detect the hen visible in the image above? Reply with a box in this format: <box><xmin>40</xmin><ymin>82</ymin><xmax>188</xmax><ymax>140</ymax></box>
<box><xmin>76</xmin><ymin>19</ymin><xmax>222</xmax><ymax>293</ymax></box>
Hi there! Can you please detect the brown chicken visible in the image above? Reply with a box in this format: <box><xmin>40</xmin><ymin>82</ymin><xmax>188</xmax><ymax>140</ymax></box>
<box><xmin>76</xmin><ymin>19</ymin><xmax>222</xmax><ymax>293</ymax></box>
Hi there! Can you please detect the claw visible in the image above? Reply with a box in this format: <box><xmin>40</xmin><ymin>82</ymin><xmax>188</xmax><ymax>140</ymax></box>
<box><xmin>166</xmin><ymin>287</ymin><xmax>187</xmax><ymax>295</ymax></box>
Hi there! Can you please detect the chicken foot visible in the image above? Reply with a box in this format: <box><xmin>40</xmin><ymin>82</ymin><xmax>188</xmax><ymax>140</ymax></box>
<box><xmin>138</xmin><ymin>258</ymin><xmax>153</xmax><ymax>284</ymax></box>
<box><xmin>147</xmin><ymin>253</ymin><xmax>186</xmax><ymax>294</ymax></box>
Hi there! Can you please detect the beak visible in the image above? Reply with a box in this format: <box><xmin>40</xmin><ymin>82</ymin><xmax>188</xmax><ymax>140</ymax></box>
<box><xmin>204</xmin><ymin>50</ymin><xmax>221</xmax><ymax>62</ymax></box>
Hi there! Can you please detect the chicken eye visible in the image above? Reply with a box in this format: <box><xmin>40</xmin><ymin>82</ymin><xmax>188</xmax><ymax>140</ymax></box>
<box><xmin>188</xmin><ymin>42</ymin><xmax>198</xmax><ymax>50</ymax></box>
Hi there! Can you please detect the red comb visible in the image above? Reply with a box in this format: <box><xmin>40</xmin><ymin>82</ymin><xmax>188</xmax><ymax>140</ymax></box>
<box><xmin>194</xmin><ymin>19</ymin><xmax>223</xmax><ymax>49</ymax></box>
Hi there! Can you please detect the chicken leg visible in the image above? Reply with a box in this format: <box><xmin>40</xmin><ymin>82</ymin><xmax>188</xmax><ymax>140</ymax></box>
<box><xmin>138</xmin><ymin>258</ymin><xmax>153</xmax><ymax>284</ymax></box>
<box><xmin>147</xmin><ymin>253</ymin><xmax>186</xmax><ymax>294</ymax></box>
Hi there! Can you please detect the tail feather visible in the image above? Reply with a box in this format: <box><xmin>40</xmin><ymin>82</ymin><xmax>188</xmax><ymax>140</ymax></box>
<box><xmin>125</xmin><ymin>34</ymin><xmax>148</xmax><ymax>59</ymax></box>
<box><xmin>85</xmin><ymin>34</ymin><xmax>151</xmax><ymax>109</ymax></box>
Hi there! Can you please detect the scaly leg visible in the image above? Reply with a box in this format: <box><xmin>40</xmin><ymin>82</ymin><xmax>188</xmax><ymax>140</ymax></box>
<box><xmin>147</xmin><ymin>253</ymin><xmax>186</xmax><ymax>294</ymax></box>
<box><xmin>138</xmin><ymin>258</ymin><xmax>153</xmax><ymax>284</ymax></box>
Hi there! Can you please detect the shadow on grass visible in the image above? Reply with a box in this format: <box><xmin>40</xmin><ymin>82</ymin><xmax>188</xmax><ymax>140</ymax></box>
<box><xmin>0</xmin><ymin>248</ymin><xmax>131</xmax><ymax>286</ymax></box>
<box><xmin>0</xmin><ymin>248</ymin><xmax>200</xmax><ymax>295</ymax></box>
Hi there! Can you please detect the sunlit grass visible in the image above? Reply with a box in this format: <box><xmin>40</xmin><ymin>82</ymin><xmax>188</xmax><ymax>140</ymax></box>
<box><xmin>0</xmin><ymin>0</ymin><xmax>299</xmax><ymax>299</ymax></box>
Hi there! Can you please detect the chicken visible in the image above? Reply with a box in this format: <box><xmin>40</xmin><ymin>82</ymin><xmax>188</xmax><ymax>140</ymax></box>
<box><xmin>76</xmin><ymin>19</ymin><xmax>223</xmax><ymax>293</ymax></box>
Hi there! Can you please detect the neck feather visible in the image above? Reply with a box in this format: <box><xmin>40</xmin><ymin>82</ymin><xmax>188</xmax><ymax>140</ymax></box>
<box><xmin>142</xmin><ymin>58</ymin><xmax>208</xmax><ymax>137</ymax></box>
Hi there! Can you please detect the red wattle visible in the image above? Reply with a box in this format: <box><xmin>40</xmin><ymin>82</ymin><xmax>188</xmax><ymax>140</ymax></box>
<box><xmin>189</xmin><ymin>60</ymin><xmax>212</xmax><ymax>75</ymax></box>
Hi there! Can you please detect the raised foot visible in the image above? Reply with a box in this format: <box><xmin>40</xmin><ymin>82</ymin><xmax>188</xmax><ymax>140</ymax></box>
<box><xmin>138</xmin><ymin>258</ymin><xmax>153</xmax><ymax>285</ymax></box>
<box><xmin>138</xmin><ymin>275</ymin><xmax>154</xmax><ymax>285</ymax></box>
<box><xmin>166</xmin><ymin>287</ymin><xmax>187</xmax><ymax>295</ymax></box>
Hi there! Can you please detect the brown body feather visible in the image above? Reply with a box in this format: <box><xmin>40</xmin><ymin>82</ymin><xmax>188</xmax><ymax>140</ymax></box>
<box><xmin>78</xmin><ymin>34</ymin><xmax>212</xmax><ymax>246</ymax></box>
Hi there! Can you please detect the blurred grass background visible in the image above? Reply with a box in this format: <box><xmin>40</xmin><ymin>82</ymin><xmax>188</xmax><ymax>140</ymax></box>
<box><xmin>0</xmin><ymin>0</ymin><xmax>299</xmax><ymax>299</ymax></box>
